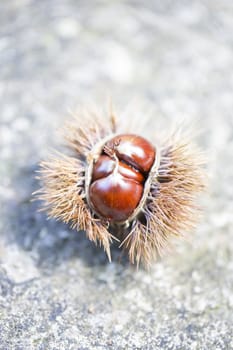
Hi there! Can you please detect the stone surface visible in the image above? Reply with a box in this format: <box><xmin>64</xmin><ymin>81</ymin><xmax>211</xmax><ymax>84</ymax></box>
<box><xmin>1</xmin><ymin>1</ymin><xmax>233</xmax><ymax>349</ymax></box>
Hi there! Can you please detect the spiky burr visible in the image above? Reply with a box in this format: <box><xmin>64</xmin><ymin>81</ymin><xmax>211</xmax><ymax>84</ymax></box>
<box><xmin>35</xmin><ymin>107</ymin><xmax>205</xmax><ymax>267</ymax></box>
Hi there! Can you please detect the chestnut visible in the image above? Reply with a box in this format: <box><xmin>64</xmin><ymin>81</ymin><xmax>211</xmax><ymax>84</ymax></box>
<box><xmin>88</xmin><ymin>134</ymin><xmax>155</xmax><ymax>222</ymax></box>
<box><xmin>37</xmin><ymin>109</ymin><xmax>205</xmax><ymax>267</ymax></box>
<box><xmin>104</xmin><ymin>134</ymin><xmax>156</xmax><ymax>173</ymax></box>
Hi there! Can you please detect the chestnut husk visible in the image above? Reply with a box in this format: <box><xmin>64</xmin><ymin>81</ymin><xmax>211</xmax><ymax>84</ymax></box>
<box><xmin>36</xmin><ymin>107</ymin><xmax>205</xmax><ymax>267</ymax></box>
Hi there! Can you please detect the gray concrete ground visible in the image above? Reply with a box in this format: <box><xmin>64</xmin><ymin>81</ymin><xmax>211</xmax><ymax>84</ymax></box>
<box><xmin>1</xmin><ymin>1</ymin><xmax>233</xmax><ymax>349</ymax></box>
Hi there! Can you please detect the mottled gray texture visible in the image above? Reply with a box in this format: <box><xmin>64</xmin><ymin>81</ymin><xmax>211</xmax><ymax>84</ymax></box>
<box><xmin>1</xmin><ymin>1</ymin><xmax>233</xmax><ymax>349</ymax></box>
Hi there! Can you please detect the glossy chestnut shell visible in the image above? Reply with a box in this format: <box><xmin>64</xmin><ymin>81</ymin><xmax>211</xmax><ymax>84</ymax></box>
<box><xmin>88</xmin><ymin>134</ymin><xmax>156</xmax><ymax>222</ymax></box>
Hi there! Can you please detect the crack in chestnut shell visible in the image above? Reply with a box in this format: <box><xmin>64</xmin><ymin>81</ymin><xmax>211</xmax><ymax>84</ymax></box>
<box><xmin>88</xmin><ymin>134</ymin><xmax>156</xmax><ymax>222</ymax></box>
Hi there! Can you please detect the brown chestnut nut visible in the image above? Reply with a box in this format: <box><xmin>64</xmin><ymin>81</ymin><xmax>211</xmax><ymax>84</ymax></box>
<box><xmin>88</xmin><ymin>134</ymin><xmax>155</xmax><ymax>222</ymax></box>
<box><xmin>89</xmin><ymin>171</ymin><xmax>143</xmax><ymax>222</ymax></box>
<box><xmin>105</xmin><ymin>134</ymin><xmax>156</xmax><ymax>173</ymax></box>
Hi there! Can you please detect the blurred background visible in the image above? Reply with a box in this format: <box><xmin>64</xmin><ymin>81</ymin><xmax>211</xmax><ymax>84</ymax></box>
<box><xmin>1</xmin><ymin>1</ymin><xmax>233</xmax><ymax>349</ymax></box>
